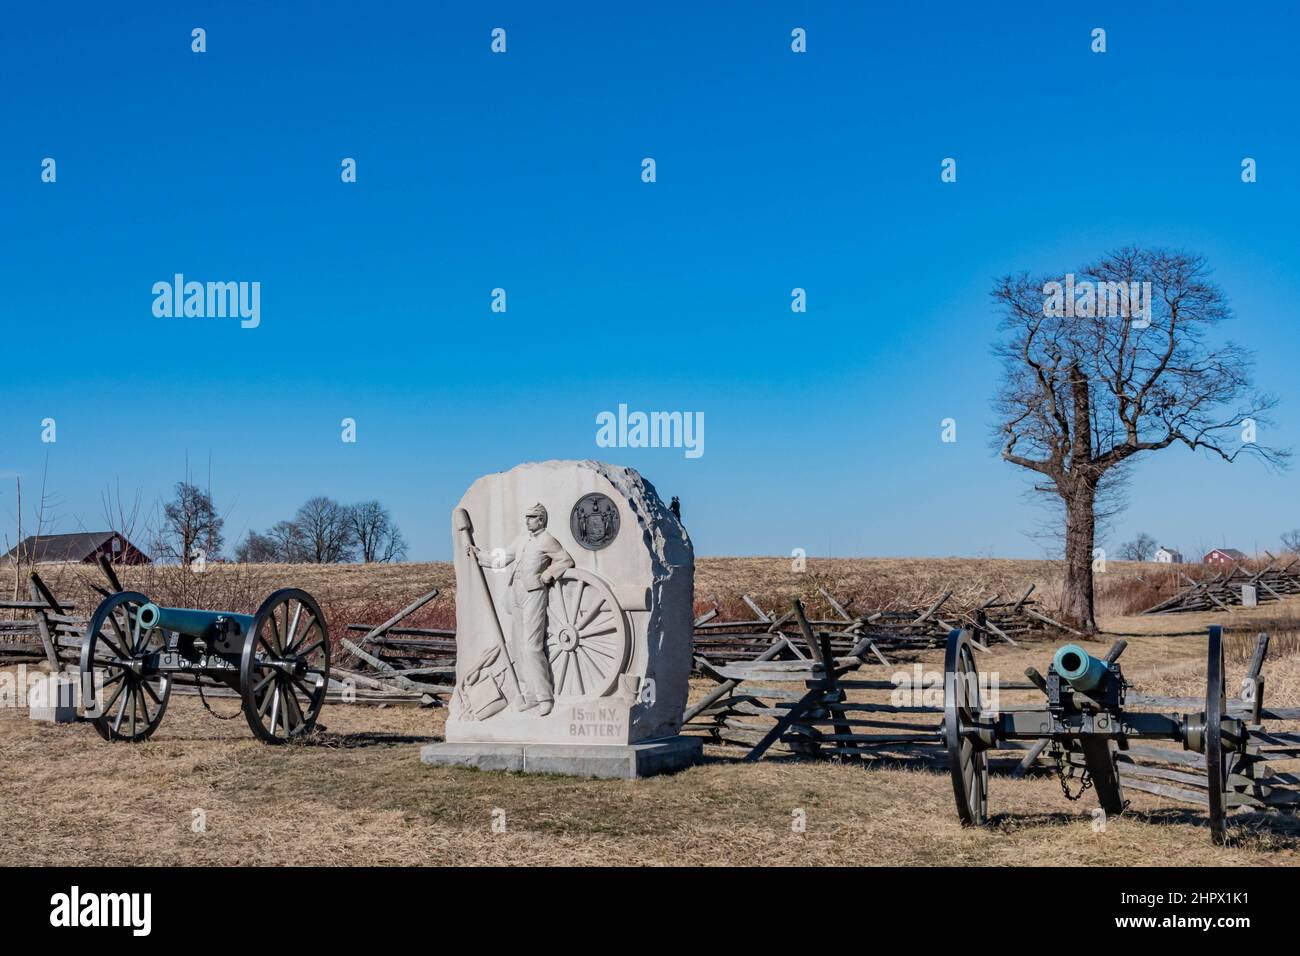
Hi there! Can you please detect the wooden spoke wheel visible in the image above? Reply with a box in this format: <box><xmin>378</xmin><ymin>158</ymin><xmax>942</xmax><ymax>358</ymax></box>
<box><xmin>240</xmin><ymin>589</ymin><xmax>330</xmax><ymax>744</ymax></box>
<box><xmin>945</xmin><ymin>629</ymin><xmax>989</xmax><ymax>826</ymax></box>
<box><xmin>545</xmin><ymin>569</ymin><xmax>630</xmax><ymax>698</ymax></box>
<box><xmin>80</xmin><ymin>591</ymin><xmax>171</xmax><ymax>742</ymax></box>
<box><xmin>1205</xmin><ymin>625</ymin><xmax>1230</xmax><ymax>844</ymax></box>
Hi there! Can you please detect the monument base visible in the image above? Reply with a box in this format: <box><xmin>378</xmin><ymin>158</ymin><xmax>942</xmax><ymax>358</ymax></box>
<box><xmin>445</xmin><ymin>698</ymin><xmax>638</xmax><ymax>746</ymax></box>
<box><xmin>419</xmin><ymin>735</ymin><xmax>702</xmax><ymax>780</ymax></box>
<box><xmin>28</xmin><ymin>675</ymin><xmax>78</xmax><ymax>723</ymax></box>
<box><xmin>28</xmin><ymin>705</ymin><xmax>77</xmax><ymax>724</ymax></box>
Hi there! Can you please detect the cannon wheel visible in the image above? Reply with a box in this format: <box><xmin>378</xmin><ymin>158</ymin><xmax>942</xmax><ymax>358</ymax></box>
<box><xmin>945</xmin><ymin>628</ymin><xmax>989</xmax><ymax>825</ymax></box>
<box><xmin>239</xmin><ymin>589</ymin><xmax>330</xmax><ymax>744</ymax></box>
<box><xmin>1205</xmin><ymin>625</ymin><xmax>1229</xmax><ymax>844</ymax></box>
<box><xmin>546</xmin><ymin>569</ymin><xmax>631</xmax><ymax>698</ymax></box>
<box><xmin>80</xmin><ymin>591</ymin><xmax>172</xmax><ymax>742</ymax></box>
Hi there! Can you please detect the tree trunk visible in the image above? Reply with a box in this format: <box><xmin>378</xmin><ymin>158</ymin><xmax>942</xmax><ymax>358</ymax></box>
<box><xmin>1062</xmin><ymin>483</ymin><xmax>1098</xmax><ymax>633</ymax></box>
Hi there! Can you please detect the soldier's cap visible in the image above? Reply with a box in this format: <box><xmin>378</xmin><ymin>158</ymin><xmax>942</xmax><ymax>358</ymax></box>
<box><xmin>525</xmin><ymin>503</ymin><xmax>548</xmax><ymax>522</ymax></box>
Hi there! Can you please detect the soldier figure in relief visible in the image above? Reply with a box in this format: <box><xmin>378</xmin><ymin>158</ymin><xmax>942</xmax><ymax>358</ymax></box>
<box><xmin>467</xmin><ymin>503</ymin><xmax>574</xmax><ymax>715</ymax></box>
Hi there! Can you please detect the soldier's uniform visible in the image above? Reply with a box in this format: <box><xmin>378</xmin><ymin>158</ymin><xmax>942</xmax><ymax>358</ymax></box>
<box><xmin>495</xmin><ymin>511</ymin><xmax>574</xmax><ymax>706</ymax></box>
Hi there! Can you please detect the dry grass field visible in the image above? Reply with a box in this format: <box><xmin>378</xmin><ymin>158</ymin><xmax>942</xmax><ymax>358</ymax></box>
<box><xmin>2</xmin><ymin>558</ymin><xmax>1299</xmax><ymax>866</ymax></box>
<box><xmin>10</xmin><ymin>554</ymin><xmax>1192</xmax><ymax>628</ymax></box>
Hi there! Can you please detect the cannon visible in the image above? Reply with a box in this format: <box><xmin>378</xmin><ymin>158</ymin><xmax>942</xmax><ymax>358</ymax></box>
<box><xmin>1051</xmin><ymin>643</ymin><xmax>1109</xmax><ymax>693</ymax></box>
<box><xmin>79</xmin><ymin>588</ymin><xmax>331</xmax><ymax>744</ymax></box>
<box><xmin>943</xmin><ymin>625</ymin><xmax>1300</xmax><ymax>843</ymax></box>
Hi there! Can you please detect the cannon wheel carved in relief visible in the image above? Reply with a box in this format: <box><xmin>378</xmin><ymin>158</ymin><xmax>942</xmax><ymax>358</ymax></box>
<box><xmin>545</xmin><ymin>568</ymin><xmax>631</xmax><ymax>698</ymax></box>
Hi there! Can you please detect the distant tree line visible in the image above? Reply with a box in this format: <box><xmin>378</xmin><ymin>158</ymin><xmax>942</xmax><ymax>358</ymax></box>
<box><xmin>1114</xmin><ymin>529</ymin><xmax>1300</xmax><ymax>562</ymax></box>
<box><xmin>234</xmin><ymin>496</ymin><xmax>407</xmax><ymax>564</ymax></box>
<box><xmin>154</xmin><ymin>482</ymin><xmax>406</xmax><ymax>564</ymax></box>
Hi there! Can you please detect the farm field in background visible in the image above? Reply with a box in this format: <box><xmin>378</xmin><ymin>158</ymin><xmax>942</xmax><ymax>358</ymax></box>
<box><xmin>7</xmin><ymin>555</ymin><xmax>1226</xmax><ymax>633</ymax></box>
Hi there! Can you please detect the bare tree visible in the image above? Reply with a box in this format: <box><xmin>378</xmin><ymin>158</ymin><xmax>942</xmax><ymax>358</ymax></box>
<box><xmin>268</xmin><ymin>520</ymin><xmax>310</xmax><ymax>562</ymax></box>
<box><xmin>294</xmin><ymin>497</ymin><xmax>355</xmax><ymax>563</ymax></box>
<box><xmin>1118</xmin><ymin>532</ymin><xmax>1157</xmax><ymax>562</ymax></box>
<box><xmin>9</xmin><ymin>457</ymin><xmax>60</xmax><ymax>599</ymax></box>
<box><xmin>994</xmin><ymin>247</ymin><xmax>1286</xmax><ymax>632</ymax></box>
<box><xmin>9</xmin><ymin>476</ymin><xmax>19</xmax><ymax>601</ymax></box>
<box><xmin>234</xmin><ymin>529</ymin><xmax>282</xmax><ymax>563</ymax></box>
<box><xmin>347</xmin><ymin>500</ymin><xmax>407</xmax><ymax>563</ymax></box>
<box><xmin>1281</xmin><ymin>529</ymin><xmax>1300</xmax><ymax>555</ymax></box>
<box><xmin>234</xmin><ymin>500</ymin><xmax>404</xmax><ymax>564</ymax></box>
<box><xmin>160</xmin><ymin>481</ymin><xmax>224</xmax><ymax>565</ymax></box>
<box><xmin>99</xmin><ymin>480</ymin><xmax>147</xmax><ymax>561</ymax></box>
<box><xmin>9</xmin><ymin>476</ymin><xmax>20</xmax><ymax>601</ymax></box>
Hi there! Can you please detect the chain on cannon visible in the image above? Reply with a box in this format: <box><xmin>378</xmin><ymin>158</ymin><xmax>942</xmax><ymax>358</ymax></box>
<box><xmin>78</xmin><ymin>588</ymin><xmax>331</xmax><ymax>744</ymax></box>
<box><xmin>943</xmin><ymin>625</ymin><xmax>1300</xmax><ymax>844</ymax></box>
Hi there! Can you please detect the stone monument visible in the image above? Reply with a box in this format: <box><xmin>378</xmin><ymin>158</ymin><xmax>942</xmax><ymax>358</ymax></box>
<box><xmin>28</xmin><ymin>672</ymin><xmax>78</xmax><ymax>724</ymax></box>
<box><xmin>420</xmin><ymin>460</ymin><xmax>700</xmax><ymax>778</ymax></box>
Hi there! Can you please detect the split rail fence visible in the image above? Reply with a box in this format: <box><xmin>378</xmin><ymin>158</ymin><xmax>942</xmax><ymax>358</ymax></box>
<box><xmin>683</xmin><ymin>599</ymin><xmax>1044</xmax><ymax>765</ymax></box>
<box><xmin>1142</xmin><ymin>560</ymin><xmax>1300</xmax><ymax>615</ymax></box>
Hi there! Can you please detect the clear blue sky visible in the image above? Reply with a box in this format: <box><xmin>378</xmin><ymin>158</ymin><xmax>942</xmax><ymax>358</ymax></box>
<box><xmin>2</xmin><ymin>1</ymin><xmax>1297</xmax><ymax>561</ymax></box>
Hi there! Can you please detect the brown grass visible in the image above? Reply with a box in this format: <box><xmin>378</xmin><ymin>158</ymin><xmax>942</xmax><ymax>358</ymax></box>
<box><xmin>27</xmin><ymin>555</ymin><xmax>1203</xmax><ymax>629</ymax></box>
<box><xmin>5</xmin><ymin>560</ymin><xmax>1300</xmax><ymax>866</ymax></box>
<box><xmin>3</xmin><ymin>673</ymin><xmax>1298</xmax><ymax>866</ymax></box>
<box><xmin>21</xmin><ymin>555</ymin><xmax>1290</xmax><ymax>626</ymax></box>
<box><xmin>36</xmin><ymin>556</ymin><xmax>1076</xmax><ymax>628</ymax></box>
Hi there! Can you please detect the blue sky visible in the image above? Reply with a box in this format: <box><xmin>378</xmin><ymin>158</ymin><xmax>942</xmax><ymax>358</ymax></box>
<box><xmin>2</xmin><ymin>1</ymin><xmax>1297</xmax><ymax>561</ymax></box>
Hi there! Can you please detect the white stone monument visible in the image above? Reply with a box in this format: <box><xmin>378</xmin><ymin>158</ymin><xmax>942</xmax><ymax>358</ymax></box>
<box><xmin>420</xmin><ymin>460</ymin><xmax>700</xmax><ymax>778</ymax></box>
<box><xmin>28</xmin><ymin>672</ymin><xmax>78</xmax><ymax>723</ymax></box>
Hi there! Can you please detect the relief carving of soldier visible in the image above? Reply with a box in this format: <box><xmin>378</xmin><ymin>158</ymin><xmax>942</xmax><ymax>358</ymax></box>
<box><xmin>466</xmin><ymin>503</ymin><xmax>575</xmax><ymax>715</ymax></box>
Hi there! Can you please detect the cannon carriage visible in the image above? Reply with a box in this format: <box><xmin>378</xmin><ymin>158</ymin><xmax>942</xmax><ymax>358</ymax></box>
<box><xmin>79</xmin><ymin>588</ymin><xmax>331</xmax><ymax>744</ymax></box>
<box><xmin>943</xmin><ymin>625</ymin><xmax>1300</xmax><ymax>843</ymax></box>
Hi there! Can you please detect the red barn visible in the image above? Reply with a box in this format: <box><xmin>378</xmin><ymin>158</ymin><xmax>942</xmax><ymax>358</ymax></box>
<box><xmin>1203</xmin><ymin>548</ymin><xmax>1246</xmax><ymax>567</ymax></box>
<box><xmin>2</xmin><ymin>531</ymin><xmax>151</xmax><ymax>566</ymax></box>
